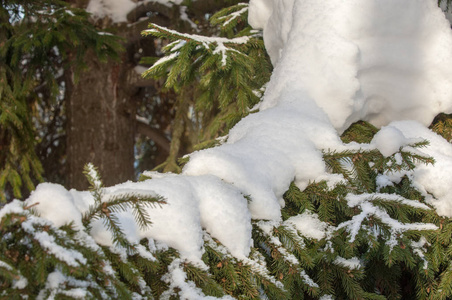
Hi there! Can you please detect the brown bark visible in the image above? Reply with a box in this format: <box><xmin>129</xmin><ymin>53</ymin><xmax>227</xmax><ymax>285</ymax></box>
<box><xmin>66</xmin><ymin>55</ymin><xmax>137</xmax><ymax>190</ymax></box>
<box><xmin>64</xmin><ymin>0</ymin><xmax>240</xmax><ymax>189</ymax></box>
<box><xmin>136</xmin><ymin>121</ymin><xmax>171</xmax><ymax>152</ymax></box>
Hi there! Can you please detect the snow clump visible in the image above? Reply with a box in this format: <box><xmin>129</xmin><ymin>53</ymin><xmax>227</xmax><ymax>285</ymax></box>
<box><xmin>16</xmin><ymin>0</ymin><xmax>452</xmax><ymax>265</ymax></box>
<box><xmin>252</xmin><ymin>0</ymin><xmax>452</xmax><ymax>132</ymax></box>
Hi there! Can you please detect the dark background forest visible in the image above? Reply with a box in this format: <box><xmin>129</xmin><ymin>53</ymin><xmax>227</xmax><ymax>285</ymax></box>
<box><xmin>1</xmin><ymin>0</ymin><xmax>253</xmax><ymax>201</ymax></box>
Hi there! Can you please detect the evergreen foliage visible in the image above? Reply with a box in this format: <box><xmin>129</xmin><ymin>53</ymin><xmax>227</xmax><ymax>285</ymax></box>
<box><xmin>141</xmin><ymin>3</ymin><xmax>272</xmax><ymax>172</ymax></box>
<box><xmin>3</xmin><ymin>125</ymin><xmax>451</xmax><ymax>299</ymax></box>
<box><xmin>430</xmin><ymin>113</ymin><xmax>452</xmax><ymax>143</ymax></box>
<box><xmin>0</xmin><ymin>0</ymin><xmax>123</xmax><ymax>202</ymax></box>
<box><xmin>0</xmin><ymin>164</ymin><xmax>164</xmax><ymax>299</ymax></box>
<box><xmin>4</xmin><ymin>2</ymin><xmax>452</xmax><ymax>300</ymax></box>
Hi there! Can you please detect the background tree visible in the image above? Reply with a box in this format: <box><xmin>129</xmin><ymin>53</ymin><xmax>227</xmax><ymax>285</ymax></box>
<box><xmin>0</xmin><ymin>0</ymin><xmax>247</xmax><ymax>202</ymax></box>
<box><xmin>65</xmin><ymin>0</ymin><xmax>258</xmax><ymax>190</ymax></box>
<box><xmin>0</xmin><ymin>0</ymin><xmax>122</xmax><ymax>201</ymax></box>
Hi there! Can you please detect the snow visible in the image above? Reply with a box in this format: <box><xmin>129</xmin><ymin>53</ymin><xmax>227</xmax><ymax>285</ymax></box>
<box><xmin>179</xmin><ymin>6</ymin><xmax>198</xmax><ymax>31</ymax></box>
<box><xmin>375</xmin><ymin>174</ymin><xmax>394</xmax><ymax>190</ymax></box>
<box><xmin>161</xmin><ymin>259</ymin><xmax>235</xmax><ymax>300</ymax></box>
<box><xmin>346</xmin><ymin>193</ymin><xmax>432</xmax><ymax>211</ymax></box>
<box><xmin>412</xmin><ymin>236</ymin><xmax>430</xmax><ymax>270</ymax></box>
<box><xmin>314</xmin><ymin>173</ymin><xmax>347</xmax><ymax>189</ymax></box>
<box><xmin>24</xmin><ymin>173</ymin><xmax>252</xmax><ymax>263</ymax></box>
<box><xmin>148</xmin><ymin>51</ymin><xmax>180</xmax><ymax>68</ymax></box>
<box><xmin>371</xmin><ymin>126</ymin><xmax>409</xmax><ymax>157</ymax></box>
<box><xmin>118</xmin><ymin>174</ymin><xmax>251</xmax><ymax>262</ymax></box>
<box><xmin>386</xmin><ymin>121</ymin><xmax>452</xmax><ymax>217</ymax></box>
<box><xmin>253</xmin><ymin>0</ymin><xmax>452</xmax><ymax>132</ymax></box>
<box><xmin>24</xmin><ymin>225</ymin><xmax>87</xmax><ymax>267</ymax></box>
<box><xmin>300</xmin><ymin>270</ymin><xmax>319</xmax><ymax>288</ymax></box>
<box><xmin>145</xmin><ymin>25</ymin><xmax>250</xmax><ymax>48</ymax></box>
<box><xmin>212</xmin><ymin>43</ymin><xmax>240</xmax><ymax>66</ymax></box>
<box><xmin>87</xmin><ymin>0</ymin><xmax>184</xmax><ymax>23</ymax></box>
<box><xmin>440</xmin><ymin>2</ymin><xmax>452</xmax><ymax>24</ymax></box>
<box><xmin>242</xmin><ymin>256</ymin><xmax>285</xmax><ymax>289</ymax></box>
<box><xmin>248</xmin><ymin>0</ymin><xmax>272</xmax><ymax>29</ymax></box>
<box><xmin>88</xmin><ymin>219</ymin><xmax>114</xmax><ymax>247</ymax></box>
<box><xmin>183</xmin><ymin>98</ymin><xmax>338</xmax><ymax>219</ymax></box>
<box><xmin>36</xmin><ymin>270</ymin><xmax>91</xmax><ymax>299</ymax></box>
<box><xmin>123</xmin><ymin>174</ymin><xmax>251</xmax><ymax>261</ymax></box>
<box><xmin>0</xmin><ymin>260</ymin><xmax>28</xmax><ymax>289</ymax></box>
<box><xmin>13</xmin><ymin>276</ymin><xmax>28</xmax><ymax>289</ymax></box>
<box><xmin>47</xmin><ymin>270</ymin><xmax>66</xmax><ymax>290</ymax></box>
<box><xmin>9</xmin><ymin>0</ymin><xmax>452</xmax><ymax>292</ymax></box>
<box><xmin>255</xmin><ymin>220</ymin><xmax>301</xmax><ymax>265</ymax></box>
<box><xmin>37</xmin><ymin>270</ymin><xmax>67</xmax><ymax>300</ymax></box>
<box><xmin>0</xmin><ymin>199</ymin><xmax>25</xmax><ymax>220</ymax></box>
<box><xmin>86</xmin><ymin>163</ymin><xmax>102</xmax><ymax>189</ymax></box>
<box><xmin>143</xmin><ymin>24</ymin><xmax>250</xmax><ymax>69</ymax></box>
<box><xmin>285</xmin><ymin>212</ymin><xmax>329</xmax><ymax>240</ymax></box>
<box><xmin>61</xmin><ymin>289</ymin><xmax>88</xmax><ymax>299</ymax></box>
<box><xmin>339</xmin><ymin>193</ymin><xmax>437</xmax><ymax>246</ymax></box>
<box><xmin>0</xmin><ymin>260</ymin><xmax>13</xmax><ymax>271</ymax></box>
<box><xmin>26</xmin><ymin>183</ymin><xmax>83</xmax><ymax>229</ymax></box>
<box><xmin>136</xmin><ymin>244</ymin><xmax>156</xmax><ymax>261</ymax></box>
<box><xmin>334</xmin><ymin>256</ymin><xmax>362</xmax><ymax>270</ymax></box>
<box><xmin>220</xmin><ymin>4</ymin><xmax>248</xmax><ymax>27</ymax></box>
<box><xmin>87</xmin><ymin>0</ymin><xmax>136</xmax><ymax>23</ymax></box>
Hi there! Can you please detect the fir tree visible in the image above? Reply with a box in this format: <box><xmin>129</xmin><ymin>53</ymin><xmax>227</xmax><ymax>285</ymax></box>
<box><xmin>0</xmin><ymin>164</ymin><xmax>165</xmax><ymax>299</ymax></box>
<box><xmin>141</xmin><ymin>2</ymin><xmax>272</xmax><ymax>172</ymax></box>
<box><xmin>3</xmin><ymin>2</ymin><xmax>452</xmax><ymax>300</ymax></box>
<box><xmin>0</xmin><ymin>0</ymin><xmax>122</xmax><ymax>202</ymax></box>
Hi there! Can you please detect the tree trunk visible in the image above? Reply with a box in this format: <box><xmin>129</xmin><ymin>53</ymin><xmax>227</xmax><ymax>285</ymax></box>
<box><xmin>64</xmin><ymin>0</ymin><xmax>241</xmax><ymax>189</ymax></box>
<box><xmin>66</xmin><ymin>55</ymin><xmax>136</xmax><ymax>190</ymax></box>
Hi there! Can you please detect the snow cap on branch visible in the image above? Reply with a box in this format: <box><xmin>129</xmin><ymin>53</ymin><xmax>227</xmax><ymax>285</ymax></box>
<box><xmin>251</xmin><ymin>0</ymin><xmax>452</xmax><ymax>132</ymax></box>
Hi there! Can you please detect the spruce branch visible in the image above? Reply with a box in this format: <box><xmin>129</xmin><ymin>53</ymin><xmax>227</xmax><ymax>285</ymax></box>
<box><xmin>183</xmin><ymin>262</ymin><xmax>226</xmax><ymax>298</ymax></box>
<box><xmin>141</xmin><ymin>12</ymin><xmax>271</xmax><ymax>141</ymax></box>
<box><xmin>430</xmin><ymin>113</ymin><xmax>452</xmax><ymax>142</ymax></box>
<box><xmin>81</xmin><ymin>163</ymin><xmax>165</xmax><ymax>249</ymax></box>
<box><xmin>210</xmin><ymin>3</ymin><xmax>249</xmax><ymax>36</ymax></box>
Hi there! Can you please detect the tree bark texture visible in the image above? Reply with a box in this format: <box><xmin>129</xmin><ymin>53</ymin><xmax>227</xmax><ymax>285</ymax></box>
<box><xmin>64</xmin><ymin>0</ymin><xmax>243</xmax><ymax>189</ymax></box>
<box><xmin>66</xmin><ymin>55</ymin><xmax>136</xmax><ymax>190</ymax></box>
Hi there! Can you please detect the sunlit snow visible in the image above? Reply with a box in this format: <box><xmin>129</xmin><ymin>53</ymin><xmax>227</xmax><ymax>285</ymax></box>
<box><xmin>252</xmin><ymin>0</ymin><xmax>452</xmax><ymax>132</ymax></box>
<box><xmin>15</xmin><ymin>0</ymin><xmax>452</xmax><ymax>271</ymax></box>
<box><xmin>87</xmin><ymin>0</ymin><xmax>184</xmax><ymax>23</ymax></box>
